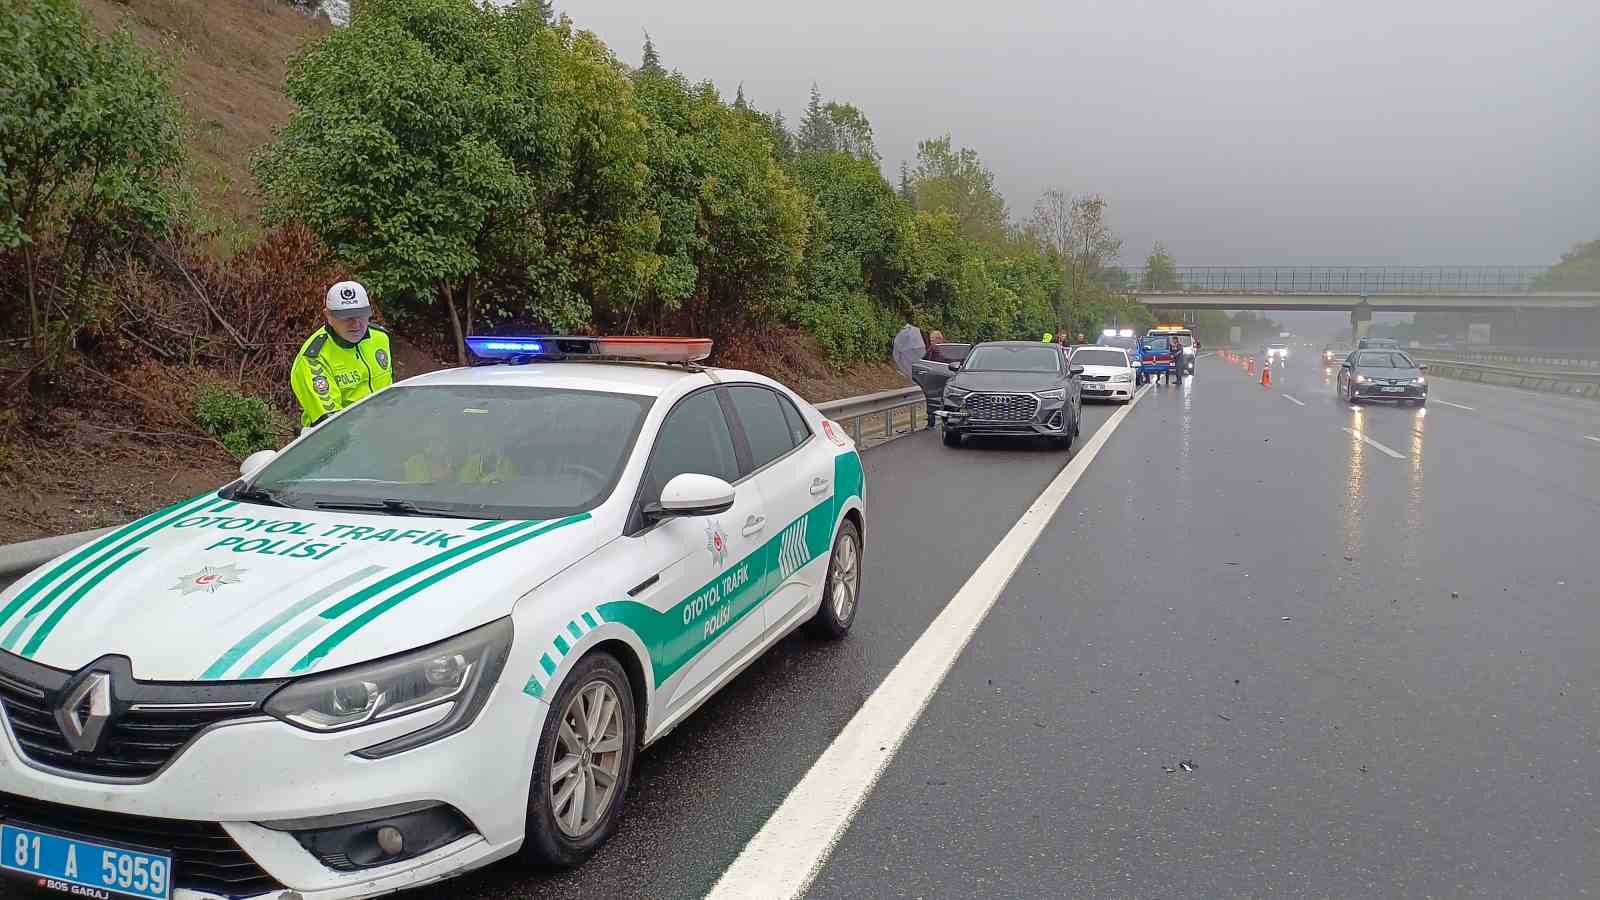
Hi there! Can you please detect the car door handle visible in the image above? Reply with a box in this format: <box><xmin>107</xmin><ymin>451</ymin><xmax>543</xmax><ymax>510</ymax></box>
<box><xmin>809</xmin><ymin>476</ymin><xmax>830</xmax><ymax>496</ymax></box>
<box><xmin>741</xmin><ymin>515</ymin><xmax>767</xmax><ymax>537</ymax></box>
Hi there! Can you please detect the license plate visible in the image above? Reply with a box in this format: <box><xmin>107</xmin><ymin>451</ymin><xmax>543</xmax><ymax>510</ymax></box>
<box><xmin>1380</xmin><ymin>386</ymin><xmax>1405</xmax><ymax>393</ymax></box>
<box><xmin>1</xmin><ymin>824</ymin><xmax>171</xmax><ymax>900</ymax></box>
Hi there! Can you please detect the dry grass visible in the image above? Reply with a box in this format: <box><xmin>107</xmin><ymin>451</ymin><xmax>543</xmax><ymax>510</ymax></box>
<box><xmin>82</xmin><ymin>0</ymin><xmax>331</xmax><ymax>249</ymax></box>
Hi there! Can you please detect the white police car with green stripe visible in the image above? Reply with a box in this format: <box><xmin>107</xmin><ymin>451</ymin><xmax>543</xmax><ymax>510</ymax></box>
<box><xmin>0</xmin><ymin>337</ymin><xmax>865</xmax><ymax>900</ymax></box>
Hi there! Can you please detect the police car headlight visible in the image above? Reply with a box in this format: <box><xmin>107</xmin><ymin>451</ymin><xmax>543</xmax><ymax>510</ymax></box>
<box><xmin>265</xmin><ymin>618</ymin><xmax>512</xmax><ymax>758</ymax></box>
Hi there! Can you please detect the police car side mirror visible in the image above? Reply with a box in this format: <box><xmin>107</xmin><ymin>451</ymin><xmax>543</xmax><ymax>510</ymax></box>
<box><xmin>239</xmin><ymin>449</ymin><xmax>278</xmax><ymax>480</ymax></box>
<box><xmin>648</xmin><ymin>473</ymin><xmax>736</xmax><ymax>521</ymax></box>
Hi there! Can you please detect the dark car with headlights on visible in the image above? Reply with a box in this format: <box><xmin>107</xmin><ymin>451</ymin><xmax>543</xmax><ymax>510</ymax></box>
<box><xmin>938</xmin><ymin>341</ymin><xmax>1083</xmax><ymax>449</ymax></box>
<box><xmin>1336</xmin><ymin>349</ymin><xmax>1430</xmax><ymax>405</ymax></box>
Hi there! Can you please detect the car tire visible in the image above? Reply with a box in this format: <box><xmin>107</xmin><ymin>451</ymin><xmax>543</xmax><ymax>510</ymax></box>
<box><xmin>807</xmin><ymin>519</ymin><xmax>862</xmax><ymax>640</ymax></box>
<box><xmin>1346</xmin><ymin>381</ymin><xmax>1359</xmax><ymax>404</ymax></box>
<box><xmin>519</xmin><ymin>652</ymin><xmax>638</xmax><ymax>869</ymax></box>
<box><xmin>942</xmin><ymin>428</ymin><xmax>961</xmax><ymax>447</ymax></box>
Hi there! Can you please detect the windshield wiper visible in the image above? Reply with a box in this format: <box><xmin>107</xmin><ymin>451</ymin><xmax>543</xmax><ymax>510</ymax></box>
<box><xmin>231</xmin><ymin>485</ymin><xmax>291</xmax><ymax>508</ymax></box>
<box><xmin>313</xmin><ymin>498</ymin><xmax>484</xmax><ymax>519</ymax></box>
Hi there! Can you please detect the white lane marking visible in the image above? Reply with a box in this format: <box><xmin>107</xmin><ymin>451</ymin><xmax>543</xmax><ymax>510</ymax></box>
<box><xmin>1585</xmin><ymin>435</ymin><xmax>1600</xmax><ymax>443</ymax></box>
<box><xmin>1281</xmin><ymin>394</ymin><xmax>1305</xmax><ymax>406</ymax></box>
<box><xmin>705</xmin><ymin>385</ymin><xmax>1151</xmax><ymax>900</ymax></box>
<box><xmin>1432</xmin><ymin>399</ymin><xmax>1475</xmax><ymax>411</ymax></box>
<box><xmin>1342</xmin><ymin>426</ymin><xmax>1406</xmax><ymax>459</ymax></box>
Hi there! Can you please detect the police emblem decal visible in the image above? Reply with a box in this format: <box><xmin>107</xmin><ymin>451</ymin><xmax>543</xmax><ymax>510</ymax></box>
<box><xmin>171</xmin><ymin>563</ymin><xmax>245</xmax><ymax>596</ymax></box>
<box><xmin>705</xmin><ymin>521</ymin><xmax>728</xmax><ymax>567</ymax></box>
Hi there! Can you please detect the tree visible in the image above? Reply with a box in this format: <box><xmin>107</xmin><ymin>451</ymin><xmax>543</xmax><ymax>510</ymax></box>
<box><xmin>1141</xmin><ymin>241</ymin><xmax>1179</xmax><ymax>290</ymax></box>
<box><xmin>1534</xmin><ymin>239</ymin><xmax>1600</xmax><ymax>290</ymax></box>
<box><xmin>768</xmin><ymin>109</ymin><xmax>795</xmax><ymax>160</ymax></box>
<box><xmin>910</xmin><ymin>136</ymin><xmax>1008</xmax><ymax>247</ymax></box>
<box><xmin>629</xmin><ymin>72</ymin><xmax>808</xmax><ymax>337</ymax></box>
<box><xmin>785</xmin><ymin>151</ymin><xmax>910</xmax><ymax>362</ymax></box>
<box><xmin>733</xmin><ymin>82</ymin><xmax>747</xmax><ymax>110</ymax></box>
<box><xmin>256</xmin><ymin>0</ymin><xmax>657</xmax><ymax>363</ymax></box>
<box><xmin>1065</xmin><ymin>194</ymin><xmax>1122</xmax><ymax>311</ymax></box>
<box><xmin>0</xmin><ymin>0</ymin><xmax>184</xmax><ymax>358</ymax></box>
<box><xmin>824</xmin><ymin>102</ymin><xmax>879</xmax><ymax>163</ymax></box>
<box><xmin>898</xmin><ymin>162</ymin><xmax>914</xmax><ymax>205</ymax></box>
<box><xmin>639</xmin><ymin>30</ymin><xmax>664</xmax><ymax>75</ymax></box>
<box><xmin>797</xmin><ymin>83</ymin><xmax>835</xmax><ymax>154</ymax></box>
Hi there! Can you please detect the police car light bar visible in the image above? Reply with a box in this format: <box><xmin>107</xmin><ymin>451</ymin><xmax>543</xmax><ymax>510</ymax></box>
<box><xmin>1118</xmin><ymin>328</ymin><xmax>1135</xmax><ymax>337</ymax></box>
<box><xmin>1101</xmin><ymin>328</ymin><xmax>1117</xmax><ymax>337</ymax></box>
<box><xmin>466</xmin><ymin>335</ymin><xmax>713</xmax><ymax>365</ymax></box>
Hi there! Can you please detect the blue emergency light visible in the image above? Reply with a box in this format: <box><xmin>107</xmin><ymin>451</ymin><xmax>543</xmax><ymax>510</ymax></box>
<box><xmin>470</xmin><ymin>338</ymin><xmax>545</xmax><ymax>354</ymax></box>
<box><xmin>465</xmin><ymin>334</ymin><xmax>713</xmax><ymax>365</ymax></box>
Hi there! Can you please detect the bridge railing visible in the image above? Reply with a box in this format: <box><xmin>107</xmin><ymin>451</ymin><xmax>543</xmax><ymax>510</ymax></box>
<box><xmin>1132</xmin><ymin>266</ymin><xmax>1547</xmax><ymax>295</ymax></box>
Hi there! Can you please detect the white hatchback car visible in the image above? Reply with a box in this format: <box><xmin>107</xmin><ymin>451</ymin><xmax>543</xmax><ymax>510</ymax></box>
<box><xmin>0</xmin><ymin>337</ymin><xmax>864</xmax><ymax>900</ymax></box>
<box><xmin>1068</xmin><ymin>345</ymin><xmax>1136</xmax><ymax>403</ymax></box>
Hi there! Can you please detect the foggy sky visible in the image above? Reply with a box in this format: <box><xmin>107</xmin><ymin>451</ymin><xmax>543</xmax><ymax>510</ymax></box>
<box><xmin>558</xmin><ymin>0</ymin><xmax>1598</xmax><ymax>269</ymax></box>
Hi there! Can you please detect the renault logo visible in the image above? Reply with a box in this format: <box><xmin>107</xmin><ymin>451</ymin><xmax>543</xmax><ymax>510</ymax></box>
<box><xmin>55</xmin><ymin>671</ymin><xmax>112</xmax><ymax>753</ymax></box>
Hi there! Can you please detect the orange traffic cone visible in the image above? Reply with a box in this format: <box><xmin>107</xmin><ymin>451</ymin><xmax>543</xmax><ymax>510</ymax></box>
<box><xmin>1261</xmin><ymin>363</ymin><xmax>1271</xmax><ymax>387</ymax></box>
<box><xmin>1246</xmin><ymin>357</ymin><xmax>1254</xmax><ymax>376</ymax></box>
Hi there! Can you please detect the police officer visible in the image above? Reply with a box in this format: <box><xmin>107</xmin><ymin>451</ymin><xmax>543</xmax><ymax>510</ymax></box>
<box><xmin>291</xmin><ymin>281</ymin><xmax>394</xmax><ymax>429</ymax></box>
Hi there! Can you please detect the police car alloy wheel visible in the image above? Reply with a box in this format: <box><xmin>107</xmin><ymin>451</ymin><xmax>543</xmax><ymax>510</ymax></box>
<box><xmin>807</xmin><ymin>520</ymin><xmax>861</xmax><ymax>639</ymax></box>
<box><xmin>521</xmin><ymin>651</ymin><xmax>637</xmax><ymax>866</ymax></box>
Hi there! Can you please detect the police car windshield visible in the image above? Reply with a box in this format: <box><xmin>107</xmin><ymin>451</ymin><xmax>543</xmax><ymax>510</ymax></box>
<box><xmin>246</xmin><ymin>385</ymin><xmax>652</xmax><ymax>519</ymax></box>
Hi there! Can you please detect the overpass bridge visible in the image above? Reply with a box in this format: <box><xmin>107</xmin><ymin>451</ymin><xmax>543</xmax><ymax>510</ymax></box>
<box><xmin>1125</xmin><ymin>266</ymin><xmax>1600</xmax><ymax>340</ymax></box>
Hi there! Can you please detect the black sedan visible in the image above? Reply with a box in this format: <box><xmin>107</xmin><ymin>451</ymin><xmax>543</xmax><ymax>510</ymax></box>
<box><xmin>1336</xmin><ymin>349</ymin><xmax>1430</xmax><ymax>405</ymax></box>
<box><xmin>938</xmin><ymin>341</ymin><xmax>1083</xmax><ymax>449</ymax></box>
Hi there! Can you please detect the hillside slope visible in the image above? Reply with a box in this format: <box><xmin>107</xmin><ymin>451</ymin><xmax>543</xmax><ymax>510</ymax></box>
<box><xmin>82</xmin><ymin>0</ymin><xmax>330</xmax><ymax>242</ymax></box>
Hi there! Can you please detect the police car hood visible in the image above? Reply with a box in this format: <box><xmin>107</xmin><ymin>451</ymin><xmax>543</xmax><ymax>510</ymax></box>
<box><xmin>0</xmin><ymin>496</ymin><xmax>601</xmax><ymax>681</ymax></box>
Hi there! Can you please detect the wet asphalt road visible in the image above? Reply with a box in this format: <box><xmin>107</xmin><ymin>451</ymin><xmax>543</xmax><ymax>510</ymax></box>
<box><xmin>808</xmin><ymin>356</ymin><xmax>1600</xmax><ymax>899</ymax></box>
<box><xmin>5</xmin><ymin>357</ymin><xmax>1599</xmax><ymax>900</ymax></box>
<box><xmin>385</xmin><ymin>400</ymin><xmax>1124</xmax><ymax>900</ymax></box>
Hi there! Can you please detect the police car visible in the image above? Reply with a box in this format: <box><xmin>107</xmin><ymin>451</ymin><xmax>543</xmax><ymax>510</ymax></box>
<box><xmin>0</xmin><ymin>336</ymin><xmax>864</xmax><ymax>900</ymax></box>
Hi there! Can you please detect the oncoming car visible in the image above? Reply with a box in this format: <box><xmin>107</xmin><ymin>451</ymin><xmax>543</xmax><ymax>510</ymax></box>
<box><xmin>1337</xmin><ymin>348</ymin><xmax>1430</xmax><ymax>405</ymax></box>
<box><xmin>0</xmin><ymin>336</ymin><xmax>865</xmax><ymax>900</ymax></box>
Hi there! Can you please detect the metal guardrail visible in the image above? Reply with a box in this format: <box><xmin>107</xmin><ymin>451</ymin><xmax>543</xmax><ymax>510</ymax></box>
<box><xmin>1132</xmin><ymin>266</ymin><xmax>1548</xmax><ymax>295</ymax></box>
<box><xmin>1409</xmin><ymin>348</ymin><xmax>1600</xmax><ymax>371</ymax></box>
<box><xmin>0</xmin><ymin>386</ymin><xmax>933</xmax><ymax>585</ymax></box>
<box><xmin>1411</xmin><ymin>356</ymin><xmax>1600</xmax><ymax>397</ymax></box>
<box><xmin>816</xmin><ymin>386</ymin><xmax>927</xmax><ymax>447</ymax></box>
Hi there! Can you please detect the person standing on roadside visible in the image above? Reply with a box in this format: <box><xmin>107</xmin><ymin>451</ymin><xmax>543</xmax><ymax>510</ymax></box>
<box><xmin>290</xmin><ymin>280</ymin><xmax>394</xmax><ymax>430</ymax></box>
<box><xmin>892</xmin><ymin>322</ymin><xmax>926</xmax><ymax>380</ymax></box>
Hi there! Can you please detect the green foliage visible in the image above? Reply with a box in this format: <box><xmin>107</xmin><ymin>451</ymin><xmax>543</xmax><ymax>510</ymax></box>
<box><xmin>0</xmin><ymin>0</ymin><xmax>185</xmax><ymax>353</ymax></box>
<box><xmin>910</xmin><ymin>136</ymin><xmax>1008</xmax><ymax>248</ymax></box>
<box><xmin>784</xmin><ymin>152</ymin><xmax>909</xmax><ymax>363</ymax></box>
<box><xmin>629</xmin><ymin>71</ymin><xmax>807</xmax><ymax>333</ymax></box>
<box><xmin>254</xmin><ymin>0</ymin><xmax>657</xmax><ymax>357</ymax></box>
<box><xmin>1533</xmin><ymin>239</ymin><xmax>1600</xmax><ymax>290</ymax></box>
<box><xmin>194</xmin><ymin>384</ymin><xmax>277</xmax><ymax>458</ymax></box>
